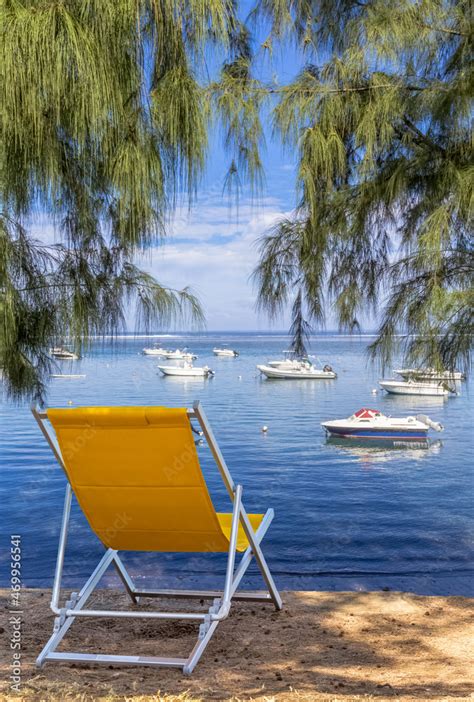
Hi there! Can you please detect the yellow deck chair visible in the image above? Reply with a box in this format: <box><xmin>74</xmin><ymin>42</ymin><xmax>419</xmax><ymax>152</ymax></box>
<box><xmin>32</xmin><ymin>401</ymin><xmax>282</xmax><ymax>673</ymax></box>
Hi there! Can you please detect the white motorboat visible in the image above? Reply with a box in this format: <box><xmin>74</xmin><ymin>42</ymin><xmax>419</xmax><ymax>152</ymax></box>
<box><xmin>266</xmin><ymin>350</ymin><xmax>302</xmax><ymax>368</ymax></box>
<box><xmin>142</xmin><ymin>346</ymin><xmax>170</xmax><ymax>356</ymax></box>
<box><xmin>257</xmin><ymin>360</ymin><xmax>337</xmax><ymax>379</ymax></box>
<box><xmin>321</xmin><ymin>408</ymin><xmax>443</xmax><ymax>440</ymax></box>
<box><xmin>379</xmin><ymin>379</ymin><xmax>452</xmax><ymax>396</ymax></box>
<box><xmin>213</xmin><ymin>348</ymin><xmax>239</xmax><ymax>357</ymax></box>
<box><xmin>394</xmin><ymin>368</ymin><xmax>465</xmax><ymax>382</ymax></box>
<box><xmin>50</xmin><ymin>347</ymin><xmax>79</xmax><ymax>360</ymax></box>
<box><xmin>163</xmin><ymin>349</ymin><xmax>198</xmax><ymax>361</ymax></box>
<box><xmin>158</xmin><ymin>363</ymin><xmax>214</xmax><ymax>377</ymax></box>
<box><xmin>267</xmin><ymin>359</ymin><xmax>305</xmax><ymax>369</ymax></box>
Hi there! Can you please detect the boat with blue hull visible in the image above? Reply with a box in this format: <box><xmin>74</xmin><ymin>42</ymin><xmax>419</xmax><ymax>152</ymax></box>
<box><xmin>321</xmin><ymin>408</ymin><xmax>443</xmax><ymax>440</ymax></box>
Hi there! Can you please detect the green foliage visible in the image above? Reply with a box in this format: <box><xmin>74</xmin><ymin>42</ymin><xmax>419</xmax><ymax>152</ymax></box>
<box><xmin>0</xmin><ymin>215</ymin><xmax>204</xmax><ymax>399</ymax></box>
<box><xmin>0</xmin><ymin>0</ymin><xmax>234</xmax><ymax>398</ymax></box>
<box><xmin>1</xmin><ymin>0</ymin><xmax>472</xmax><ymax>399</ymax></box>
<box><xmin>253</xmin><ymin>0</ymin><xmax>473</xmax><ymax>370</ymax></box>
<box><xmin>211</xmin><ymin>55</ymin><xmax>267</xmax><ymax>196</ymax></box>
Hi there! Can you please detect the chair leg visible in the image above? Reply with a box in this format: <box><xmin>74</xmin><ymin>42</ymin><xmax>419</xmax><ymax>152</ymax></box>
<box><xmin>37</xmin><ymin>549</ymin><xmax>116</xmax><ymax>667</ymax></box>
<box><xmin>112</xmin><ymin>553</ymin><xmax>139</xmax><ymax>604</ymax></box>
<box><xmin>37</xmin><ymin>537</ymin><xmax>280</xmax><ymax>672</ymax></box>
<box><xmin>38</xmin><ymin>580</ymin><xmax>222</xmax><ymax>672</ymax></box>
<box><xmin>239</xmin><ymin>507</ymin><xmax>283</xmax><ymax>610</ymax></box>
<box><xmin>184</xmin><ymin>506</ymin><xmax>283</xmax><ymax>673</ymax></box>
<box><xmin>184</xmin><ymin>620</ymin><xmax>220</xmax><ymax>674</ymax></box>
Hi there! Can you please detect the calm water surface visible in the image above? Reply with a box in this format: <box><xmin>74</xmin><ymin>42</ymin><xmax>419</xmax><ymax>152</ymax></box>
<box><xmin>1</xmin><ymin>333</ymin><xmax>473</xmax><ymax>595</ymax></box>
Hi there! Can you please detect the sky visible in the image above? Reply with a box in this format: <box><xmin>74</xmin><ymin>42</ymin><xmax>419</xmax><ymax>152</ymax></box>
<box><xmin>29</xmin><ymin>7</ymin><xmax>345</xmax><ymax>333</ymax></box>
<box><xmin>136</xmin><ymin>17</ymin><xmax>306</xmax><ymax>332</ymax></box>
<box><xmin>31</xmin><ymin>22</ymin><xmax>307</xmax><ymax>332</ymax></box>
<box><xmin>29</xmin><ymin>153</ymin><xmax>301</xmax><ymax>332</ymax></box>
<box><xmin>136</xmin><ymin>160</ymin><xmax>298</xmax><ymax>331</ymax></box>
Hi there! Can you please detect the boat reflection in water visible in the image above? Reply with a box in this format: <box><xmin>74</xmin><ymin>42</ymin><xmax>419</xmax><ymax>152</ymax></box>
<box><xmin>325</xmin><ymin>435</ymin><xmax>443</xmax><ymax>464</ymax></box>
<box><xmin>381</xmin><ymin>392</ymin><xmax>456</xmax><ymax>409</ymax></box>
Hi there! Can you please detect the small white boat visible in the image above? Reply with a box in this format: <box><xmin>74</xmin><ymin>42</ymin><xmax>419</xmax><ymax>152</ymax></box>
<box><xmin>50</xmin><ymin>347</ymin><xmax>79</xmax><ymax>360</ymax></box>
<box><xmin>142</xmin><ymin>346</ymin><xmax>170</xmax><ymax>356</ymax></box>
<box><xmin>257</xmin><ymin>360</ymin><xmax>336</xmax><ymax>379</ymax></box>
<box><xmin>213</xmin><ymin>348</ymin><xmax>239</xmax><ymax>357</ymax></box>
<box><xmin>394</xmin><ymin>368</ymin><xmax>465</xmax><ymax>381</ymax></box>
<box><xmin>163</xmin><ymin>349</ymin><xmax>197</xmax><ymax>361</ymax></box>
<box><xmin>50</xmin><ymin>374</ymin><xmax>86</xmax><ymax>379</ymax></box>
<box><xmin>379</xmin><ymin>379</ymin><xmax>452</xmax><ymax>396</ymax></box>
<box><xmin>322</xmin><ymin>408</ymin><xmax>443</xmax><ymax>440</ymax></box>
<box><xmin>158</xmin><ymin>363</ymin><xmax>214</xmax><ymax>377</ymax></box>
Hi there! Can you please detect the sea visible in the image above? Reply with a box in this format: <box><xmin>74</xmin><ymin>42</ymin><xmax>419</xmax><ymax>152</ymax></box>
<box><xmin>1</xmin><ymin>332</ymin><xmax>472</xmax><ymax>595</ymax></box>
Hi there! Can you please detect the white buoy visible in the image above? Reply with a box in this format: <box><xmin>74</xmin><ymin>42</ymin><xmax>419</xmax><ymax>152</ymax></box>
<box><xmin>238</xmin><ymin>375</ymin><xmax>242</xmax><ymax>380</ymax></box>
<box><xmin>371</xmin><ymin>388</ymin><xmax>378</xmax><ymax>394</ymax></box>
<box><xmin>262</xmin><ymin>425</ymin><xmax>268</xmax><ymax>433</ymax></box>
<box><xmin>68</xmin><ymin>400</ymin><xmax>73</xmax><ymax>405</ymax></box>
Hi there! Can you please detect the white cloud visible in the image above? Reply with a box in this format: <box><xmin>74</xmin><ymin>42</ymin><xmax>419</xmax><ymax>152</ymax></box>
<box><xmin>28</xmin><ymin>217</ymin><xmax>60</xmax><ymax>245</ymax></box>
<box><xmin>23</xmin><ymin>191</ymin><xmax>295</xmax><ymax>330</ymax></box>
<box><xmin>167</xmin><ymin>193</ymin><xmax>285</xmax><ymax>243</ymax></box>
<box><xmin>138</xmin><ymin>202</ymin><xmax>293</xmax><ymax>329</ymax></box>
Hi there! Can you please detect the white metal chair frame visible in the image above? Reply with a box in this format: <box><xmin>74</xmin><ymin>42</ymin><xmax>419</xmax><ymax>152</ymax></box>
<box><xmin>32</xmin><ymin>400</ymin><xmax>282</xmax><ymax>674</ymax></box>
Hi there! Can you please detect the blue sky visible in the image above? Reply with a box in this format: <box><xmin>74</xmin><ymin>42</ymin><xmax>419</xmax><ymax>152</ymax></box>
<box><xmin>137</xmin><ymin>159</ymin><xmax>298</xmax><ymax>331</ymax></box>
<box><xmin>30</xmin><ymin>9</ymin><xmax>350</xmax><ymax>332</ymax></box>
<box><xmin>30</xmin><ymin>148</ymin><xmax>300</xmax><ymax>332</ymax></box>
<box><xmin>138</xmin><ymin>21</ymin><xmax>306</xmax><ymax>331</ymax></box>
<box><xmin>29</xmin><ymin>146</ymin><xmax>301</xmax><ymax>332</ymax></box>
<box><xmin>132</xmin><ymin>4</ymin><xmax>314</xmax><ymax>331</ymax></box>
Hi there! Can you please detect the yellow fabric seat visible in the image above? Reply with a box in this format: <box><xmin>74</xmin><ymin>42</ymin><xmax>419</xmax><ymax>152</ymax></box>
<box><xmin>46</xmin><ymin>406</ymin><xmax>263</xmax><ymax>553</ymax></box>
<box><xmin>217</xmin><ymin>513</ymin><xmax>264</xmax><ymax>551</ymax></box>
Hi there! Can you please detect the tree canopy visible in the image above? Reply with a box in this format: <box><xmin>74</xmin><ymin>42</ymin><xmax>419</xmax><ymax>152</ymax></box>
<box><xmin>252</xmin><ymin>0</ymin><xmax>473</xmax><ymax>370</ymax></box>
<box><xmin>1</xmin><ymin>0</ymin><xmax>231</xmax><ymax>398</ymax></box>
<box><xmin>1</xmin><ymin>0</ymin><xmax>472</xmax><ymax>399</ymax></box>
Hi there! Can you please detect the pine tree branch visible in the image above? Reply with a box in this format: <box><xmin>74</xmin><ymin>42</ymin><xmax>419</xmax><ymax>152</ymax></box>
<box><xmin>402</xmin><ymin>116</ymin><xmax>447</xmax><ymax>155</ymax></box>
<box><xmin>209</xmin><ymin>82</ymin><xmax>428</xmax><ymax>96</ymax></box>
<box><xmin>418</xmin><ymin>22</ymin><xmax>469</xmax><ymax>37</ymax></box>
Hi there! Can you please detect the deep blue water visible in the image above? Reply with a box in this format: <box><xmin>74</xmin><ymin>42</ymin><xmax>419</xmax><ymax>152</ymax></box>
<box><xmin>1</xmin><ymin>333</ymin><xmax>473</xmax><ymax>595</ymax></box>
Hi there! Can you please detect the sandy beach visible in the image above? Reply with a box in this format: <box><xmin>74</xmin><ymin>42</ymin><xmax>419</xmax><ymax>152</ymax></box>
<box><xmin>0</xmin><ymin>588</ymin><xmax>472</xmax><ymax>701</ymax></box>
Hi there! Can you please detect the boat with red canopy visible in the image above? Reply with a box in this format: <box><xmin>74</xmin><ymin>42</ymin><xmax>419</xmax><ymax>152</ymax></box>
<box><xmin>321</xmin><ymin>408</ymin><xmax>443</xmax><ymax>440</ymax></box>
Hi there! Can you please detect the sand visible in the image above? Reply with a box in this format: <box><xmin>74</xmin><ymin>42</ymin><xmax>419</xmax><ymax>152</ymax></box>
<box><xmin>0</xmin><ymin>588</ymin><xmax>472</xmax><ymax>701</ymax></box>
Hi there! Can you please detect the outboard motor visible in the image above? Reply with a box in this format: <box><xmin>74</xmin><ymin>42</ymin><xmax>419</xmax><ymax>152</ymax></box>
<box><xmin>416</xmin><ymin>414</ymin><xmax>444</xmax><ymax>432</ymax></box>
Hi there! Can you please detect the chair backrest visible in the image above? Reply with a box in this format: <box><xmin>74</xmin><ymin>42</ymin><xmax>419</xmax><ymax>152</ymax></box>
<box><xmin>47</xmin><ymin>406</ymin><xmax>231</xmax><ymax>552</ymax></box>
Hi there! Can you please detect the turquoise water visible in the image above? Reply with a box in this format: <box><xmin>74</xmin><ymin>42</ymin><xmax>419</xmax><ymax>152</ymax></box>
<box><xmin>1</xmin><ymin>333</ymin><xmax>473</xmax><ymax>594</ymax></box>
